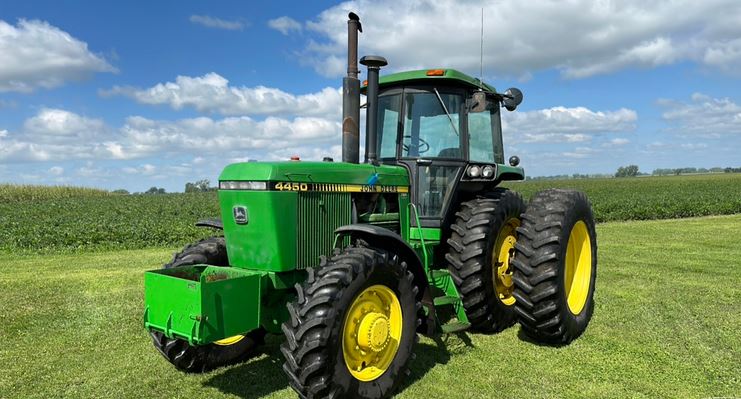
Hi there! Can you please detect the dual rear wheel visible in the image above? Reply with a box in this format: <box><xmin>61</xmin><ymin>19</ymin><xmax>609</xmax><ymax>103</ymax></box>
<box><xmin>446</xmin><ymin>188</ymin><xmax>597</xmax><ymax>343</ymax></box>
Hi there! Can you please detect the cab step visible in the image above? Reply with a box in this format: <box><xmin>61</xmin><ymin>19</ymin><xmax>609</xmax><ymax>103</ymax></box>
<box><xmin>430</xmin><ymin>269</ymin><xmax>451</xmax><ymax>280</ymax></box>
<box><xmin>433</xmin><ymin>295</ymin><xmax>461</xmax><ymax>306</ymax></box>
<box><xmin>441</xmin><ymin>321</ymin><xmax>471</xmax><ymax>334</ymax></box>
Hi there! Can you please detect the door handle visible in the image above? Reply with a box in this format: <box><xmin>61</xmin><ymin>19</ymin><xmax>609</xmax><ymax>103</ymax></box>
<box><xmin>417</xmin><ymin>159</ymin><xmax>432</xmax><ymax>166</ymax></box>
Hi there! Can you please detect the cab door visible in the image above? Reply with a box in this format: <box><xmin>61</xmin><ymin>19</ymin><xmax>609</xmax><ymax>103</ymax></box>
<box><xmin>397</xmin><ymin>87</ymin><xmax>466</xmax><ymax>228</ymax></box>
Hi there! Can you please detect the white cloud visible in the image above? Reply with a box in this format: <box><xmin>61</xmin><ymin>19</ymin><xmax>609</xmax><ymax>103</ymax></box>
<box><xmin>122</xmin><ymin>164</ymin><xmax>157</xmax><ymax>175</ymax></box>
<box><xmin>101</xmin><ymin>73</ymin><xmax>341</xmax><ymax>117</ymax></box>
<box><xmin>189</xmin><ymin>15</ymin><xmax>245</xmax><ymax>31</ymax></box>
<box><xmin>681</xmin><ymin>143</ymin><xmax>708</xmax><ymax>150</ymax></box>
<box><xmin>0</xmin><ymin>19</ymin><xmax>115</xmax><ymax>92</ymax></box>
<box><xmin>76</xmin><ymin>162</ymin><xmax>109</xmax><ymax>178</ymax></box>
<box><xmin>610</xmin><ymin>138</ymin><xmax>630</xmax><ymax>146</ymax></box>
<box><xmin>268</xmin><ymin>16</ymin><xmax>302</xmax><ymax>35</ymax></box>
<box><xmin>48</xmin><ymin>166</ymin><xmax>64</xmax><ymax>176</ymax></box>
<box><xmin>0</xmin><ymin>108</ymin><xmax>342</xmax><ymax>163</ymax></box>
<box><xmin>503</xmin><ymin>106</ymin><xmax>637</xmax><ymax>143</ymax></box>
<box><xmin>602</xmin><ymin>138</ymin><xmax>630</xmax><ymax>147</ymax></box>
<box><xmin>116</xmin><ymin>115</ymin><xmax>340</xmax><ymax>158</ymax></box>
<box><xmin>562</xmin><ymin>147</ymin><xmax>600</xmax><ymax>159</ymax></box>
<box><xmin>23</xmin><ymin>108</ymin><xmax>107</xmax><ymax>143</ymax></box>
<box><xmin>660</xmin><ymin>93</ymin><xmax>741</xmax><ymax>136</ymax></box>
<box><xmin>298</xmin><ymin>0</ymin><xmax>741</xmax><ymax>78</ymax></box>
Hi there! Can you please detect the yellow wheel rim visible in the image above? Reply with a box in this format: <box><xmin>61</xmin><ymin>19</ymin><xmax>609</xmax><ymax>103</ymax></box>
<box><xmin>342</xmin><ymin>285</ymin><xmax>403</xmax><ymax>382</ymax></box>
<box><xmin>213</xmin><ymin>335</ymin><xmax>245</xmax><ymax>346</ymax></box>
<box><xmin>564</xmin><ymin>221</ymin><xmax>592</xmax><ymax>315</ymax></box>
<box><xmin>492</xmin><ymin>218</ymin><xmax>519</xmax><ymax>306</ymax></box>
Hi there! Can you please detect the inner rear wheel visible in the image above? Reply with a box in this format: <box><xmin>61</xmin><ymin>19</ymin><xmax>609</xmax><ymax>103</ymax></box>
<box><xmin>493</xmin><ymin>218</ymin><xmax>519</xmax><ymax>306</ymax></box>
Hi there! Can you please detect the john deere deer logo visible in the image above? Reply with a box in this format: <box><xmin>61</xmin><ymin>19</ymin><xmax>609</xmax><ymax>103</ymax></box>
<box><xmin>233</xmin><ymin>206</ymin><xmax>248</xmax><ymax>225</ymax></box>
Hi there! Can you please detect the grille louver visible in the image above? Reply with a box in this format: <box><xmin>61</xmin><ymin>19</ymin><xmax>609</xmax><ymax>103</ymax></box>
<box><xmin>296</xmin><ymin>192</ymin><xmax>351</xmax><ymax>269</ymax></box>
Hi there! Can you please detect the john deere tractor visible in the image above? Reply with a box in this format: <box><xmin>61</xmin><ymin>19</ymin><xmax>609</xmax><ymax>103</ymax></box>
<box><xmin>143</xmin><ymin>12</ymin><xmax>597</xmax><ymax>399</ymax></box>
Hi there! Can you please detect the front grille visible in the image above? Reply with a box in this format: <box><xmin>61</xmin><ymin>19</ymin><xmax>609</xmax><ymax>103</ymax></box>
<box><xmin>296</xmin><ymin>192</ymin><xmax>351</xmax><ymax>269</ymax></box>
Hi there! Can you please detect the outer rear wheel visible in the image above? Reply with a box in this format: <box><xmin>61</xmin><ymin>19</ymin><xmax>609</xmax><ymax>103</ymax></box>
<box><xmin>512</xmin><ymin>189</ymin><xmax>597</xmax><ymax>344</ymax></box>
<box><xmin>149</xmin><ymin>237</ymin><xmax>265</xmax><ymax>372</ymax></box>
<box><xmin>281</xmin><ymin>245</ymin><xmax>421</xmax><ymax>399</ymax></box>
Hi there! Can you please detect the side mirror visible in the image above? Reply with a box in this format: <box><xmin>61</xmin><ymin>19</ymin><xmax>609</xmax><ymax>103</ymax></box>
<box><xmin>509</xmin><ymin>155</ymin><xmax>520</xmax><ymax>167</ymax></box>
<box><xmin>470</xmin><ymin>91</ymin><xmax>488</xmax><ymax>113</ymax></box>
<box><xmin>502</xmin><ymin>88</ymin><xmax>523</xmax><ymax>111</ymax></box>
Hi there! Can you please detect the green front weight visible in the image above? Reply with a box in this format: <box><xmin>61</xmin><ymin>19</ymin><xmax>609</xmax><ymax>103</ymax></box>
<box><xmin>143</xmin><ymin>265</ymin><xmax>261</xmax><ymax>345</ymax></box>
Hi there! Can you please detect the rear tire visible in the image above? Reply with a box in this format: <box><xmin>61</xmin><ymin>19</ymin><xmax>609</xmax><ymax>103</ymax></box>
<box><xmin>149</xmin><ymin>237</ymin><xmax>265</xmax><ymax>372</ymax></box>
<box><xmin>281</xmin><ymin>245</ymin><xmax>421</xmax><ymax>399</ymax></box>
<box><xmin>512</xmin><ymin>189</ymin><xmax>597</xmax><ymax>344</ymax></box>
<box><xmin>445</xmin><ymin>189</ymin><xmax>526</xmax><ymax>332</ymax></box>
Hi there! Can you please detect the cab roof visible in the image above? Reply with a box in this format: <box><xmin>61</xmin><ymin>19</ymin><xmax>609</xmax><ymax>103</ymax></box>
<box><xmin>363</xmin><ymin>69</ymin><xmax>497</xmax><ymax>93</ymax></box>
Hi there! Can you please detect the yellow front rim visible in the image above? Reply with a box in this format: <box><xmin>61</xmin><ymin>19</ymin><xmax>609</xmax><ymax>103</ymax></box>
<box><xmin>213</xmin><ymin>335</ymin><xmax>245</xmax><ymax>346</ymax></box>
<box><xmin>564</xmin><ymin>221</ymin><xmax>592</xmax><ymax>315</ymax></box>
<box><xmin>342</xmin><ymin>285</ymin><xmax>403</xmax><ymax>382</ymax></box>
<box><xmin>493</xmin><ymin>218</ymin><xmax>519</xmax><ymax>306</ymax></box>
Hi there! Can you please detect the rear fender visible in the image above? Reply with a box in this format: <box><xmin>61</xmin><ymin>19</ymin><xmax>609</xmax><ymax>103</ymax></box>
<box><xmin>195</xmin><ymin>218</ymin><xmax>223</xmax><ymax>230</ymax></box>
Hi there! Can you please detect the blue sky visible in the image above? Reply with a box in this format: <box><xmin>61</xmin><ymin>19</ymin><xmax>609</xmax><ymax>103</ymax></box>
<box><xmin>1</xmin><ymin>0</ymin><xmax>740</xmax><ymax>192</ymax></box>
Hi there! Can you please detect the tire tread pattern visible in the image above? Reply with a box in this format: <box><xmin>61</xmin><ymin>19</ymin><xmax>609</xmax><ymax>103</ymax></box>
<box><xmin>512</xmin><ymin>189</ymin><xmax>597</xmax><ymax>344</ymax></box>
<box><xmin>444</xmin><ymin>189</ymin><xmax>526</xmax><ymax>332</ymax></box>
<box><xmin>281</xmin><ymin>246</ymin><xmax>421</xmax><ymax>399</ymax></box>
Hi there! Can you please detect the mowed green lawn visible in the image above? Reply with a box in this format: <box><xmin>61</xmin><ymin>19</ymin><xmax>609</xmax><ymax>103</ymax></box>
<box><xmin>1</xmin><ymin>216</ymin><xmax>739</xmax><ymax>399</ymax></box>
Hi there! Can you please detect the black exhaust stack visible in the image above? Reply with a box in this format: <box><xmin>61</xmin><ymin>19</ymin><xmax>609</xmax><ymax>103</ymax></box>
<box><xmin>342</xmin><ymin>13</ymin><xmax>362</xmax><ymax>164</ymax></box>
<box><xmin>360</xmin><ymin>55</ymin><xmax>387</xmax><ymax>165</ymax></box>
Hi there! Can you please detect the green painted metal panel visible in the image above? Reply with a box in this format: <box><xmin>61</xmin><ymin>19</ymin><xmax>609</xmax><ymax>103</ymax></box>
<box><xmin>409</xmin><ymin>227</ymin><xmax>442</xmax><ymax>241</ymax></box>
<box><xmin>143</xmin><ymin>265</ymin><xmax>261</xmax><ymax>344</ymax></box>
<box><xmin>496</xmin><ymin>164</ymin><xmax>525</xmax><ymax>181</ymax></box>
<box><xmin>362</xmin><ymin>69</ymin><xmax>497</xmax><ymax>92</ymax></box>
<box><xmin>296</xmin><ymin>192</ymin><xmax>351</xmax><ymax>268</ymax></box>
<box><xmin>220</xmin><ymin>161</ymin><xmax>409</xmax><ymax>187</ymax></box>
<box><xmin>218</xmin><ymin>190</ymin><xmax>297</xmax><ymax>271</ymax></box>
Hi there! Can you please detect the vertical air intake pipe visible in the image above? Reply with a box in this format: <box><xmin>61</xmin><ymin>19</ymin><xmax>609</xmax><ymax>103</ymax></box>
<box><xmin>359</xmin><ymin>55</ymin><xmax>387</xmax><ymax>165</ymax></box>
<box><xmin>342</xmin><ymin>13</ymin><xmax>362</xmax><ymax>164</ymax></box>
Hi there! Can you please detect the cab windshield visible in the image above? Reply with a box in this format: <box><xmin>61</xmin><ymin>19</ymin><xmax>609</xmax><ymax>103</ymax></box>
<box><xmin>376</xmin><ymin>88</ymin><xmax>502</xmax><ymax>163</ymax></box>
<box><xmin>377</xmin><ymin>89</ymin><xmax>464</xmax><ymax>159</ymax></box>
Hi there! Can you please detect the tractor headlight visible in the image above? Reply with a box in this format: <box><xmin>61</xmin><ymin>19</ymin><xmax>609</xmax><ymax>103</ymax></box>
<box><xmin>467</xmin><ymin>165</ymin><xmax>481</xmax><ymax>178</ymax></box>
<box><xmin>482</xmin><ymin>165</ymin><xmax>495</xmax><ymax>178</ymax></box>
<box><xmin>219</xmin><ymin>181</ymin><xmax>267</xmax><ymax>190</ymax></box>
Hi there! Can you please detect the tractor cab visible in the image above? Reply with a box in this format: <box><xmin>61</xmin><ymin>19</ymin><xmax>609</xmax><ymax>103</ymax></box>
<box><xmin>364</xmin><ymin>69</ymin><xmax>524</xmax><ymax>228</ymax></box>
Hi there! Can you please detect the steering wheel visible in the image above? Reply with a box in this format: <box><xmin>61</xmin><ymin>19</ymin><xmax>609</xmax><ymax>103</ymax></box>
<box><xmin>402</xmin><ymin>135</ymin><xmax>430</xmax><ymax>154</ymax></box>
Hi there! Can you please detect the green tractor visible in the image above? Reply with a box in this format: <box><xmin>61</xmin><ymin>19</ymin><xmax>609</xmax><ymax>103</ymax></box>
<box><xmin>143</xmin><ymin>12</ymin><xmax>597</xmax><ymax>399</ymax></box>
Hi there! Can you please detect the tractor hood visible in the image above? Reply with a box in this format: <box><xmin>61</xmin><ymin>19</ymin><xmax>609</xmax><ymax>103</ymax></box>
<box><xmin>220</xmin><ymin>161</ymin><xmax>410</xmax><ymax>187</ymax></box>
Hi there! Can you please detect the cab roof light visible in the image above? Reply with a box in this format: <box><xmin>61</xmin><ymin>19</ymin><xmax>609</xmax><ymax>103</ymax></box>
<box><xmin>426</xmin><ymin>69</ymin><xmax>445</xmax><ymax>76</ymax></box>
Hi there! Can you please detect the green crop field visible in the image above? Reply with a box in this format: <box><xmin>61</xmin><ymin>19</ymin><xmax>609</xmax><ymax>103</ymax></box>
<box><xmin>1</xmin><ymin>215</ymin><xmax>739</xmax><ymax>399</ymax></box>
<box><xmin>2</xmin><ymin>174</ymin><xmax>741</xmax><ymax>253</ymax></box>
<box><xmin>504</xmin><ymin>173</ymin><xmax>741</xmax><ymax>222</ymax></box>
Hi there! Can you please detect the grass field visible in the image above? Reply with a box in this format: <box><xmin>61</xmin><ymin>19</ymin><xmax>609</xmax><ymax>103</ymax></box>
<box><xmin>2</xmin><ymin>174</ymin><xmax>741</xmax><ymax>253</ymax></box>
<box><xmin>2</xmin><ymin>215</ymin><xmax>738</xmax><ymax>399</ymax></box>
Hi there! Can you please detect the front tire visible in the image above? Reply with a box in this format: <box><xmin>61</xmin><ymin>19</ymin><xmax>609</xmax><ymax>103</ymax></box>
<box><xmin>512</xmin><ymin>189</ymin><xmax>598</xmax><ymax>344</ymax></box>
<box><xmin>281</xmin><ymin>245</ymin><xmax>421</xmax><ymax>399</ymax></box>
<box><xmin>149</xmin><ymin>237</ymin><xmax>264</xmax><ymax>372</ymax></box>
